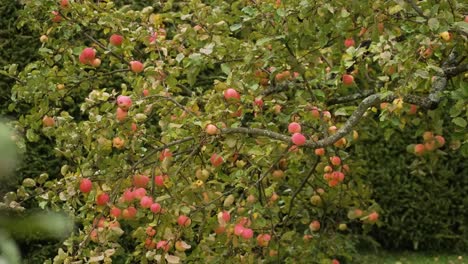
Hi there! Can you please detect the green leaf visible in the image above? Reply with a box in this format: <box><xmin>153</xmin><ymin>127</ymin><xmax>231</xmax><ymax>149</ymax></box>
<box><xmin>229</xmin><ymin>23</ymin><xmax>242</xmax><ymax>31</ymax></box>
<box><xmin>452</xmin><ymin>117</ymin><xmax>467</xmax><ymax>128</ymax></box>
<box><xmin>428</xmin><ymin>18</ymin><xmax>439</xmax><ymax>31</ymax></box>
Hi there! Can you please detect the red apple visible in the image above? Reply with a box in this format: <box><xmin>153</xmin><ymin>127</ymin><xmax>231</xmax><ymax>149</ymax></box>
<box><xmin>288</xmin><ymin>122</ymin><xmax>302</xmax><ymax>134</ymax></box>
<box><xmin>223</xmin><ymin>88</ymin><xmax>240</xmax><ymax>101</ymax></box>
<box><xmin>210</xmin><ymin>153</ymin><xmax>224</xmax><ymax>167</ymax></box>
<box><xmin>96</xmin><ymin>193</ymin><xmax>109</xmax><ymax>206</ymax></box>
<box><xmin>205</xmin><ymin>124</ymin><xmax>218</xmax><ymax>135</ymax></box>
<box><xmin>156</xmin><ymin>240</ymin><xmax>170</xmax><ymax>251</ymax></box>
<box><xmin>109</xmin><ymin>34</ymin><xmax>123</xmax><ymax>46</ymax></box>
<box><xmin>314</xmin><ymin>148</ymin><xmax>325</xmax><ymax>156</ymax></box>
<box><xmin>330</xmin><ymin>156</ymin><xmax>341</xmax><ymax>166</ymax></box>
<box><xmin>112</xmin><ymin>137</ymin><xmax>124</xmax><ymax>149</ymax></box>
<box><xmin>42</xmin><ymin>115</ymin><xmax>55</xmax><ymax>127</ymax></box>
<box><xmin>110</xmin><ymin>207</ymin><xmax>121</xmax><ymax>218</ymax></box>
<box><xmin>133</xmin><ymin>174</ymin><xmax>150</xmax><ymax>188</ymax></box>
<box><xmin>435</xmin><ymin>135</ymin><xmax>445</xmax><ymax>147</ymax></box>
<box><xmin>140</xmin><ymin>196</ymin><xmax>153</xmax><ymax>208</ymax></box>
<box><xmin>177</xmin><ymin>215</ymin><xmax>192</xmax><ymax>227</ymax></box>
<box><xmin>344</xmin><ymin>38</ymin><xmax>355</xmax><ymax>48</ymax></box>
<box><xmin>241</xmin><ymin>228</ymin><xmax>253</xmax><ymax>239</ymax></box>
<box><xmin>154</xmin><ymin>175</ymin><xmax>165</xmax><ymax>187</ymax></box>
<box><xmin>332</xmin><ymin>259</ymin><xmax>340</xmax><ymax>264</ymax></box>
<box><xmin>150</xmin><ymin>203</ymin><xmax>162</xmax><ymax>213</ymax></box>
<box><xmin>309</xmin><ymin>220</ymin><xmax>320</xmax><ymax>232</ymax></box>
<box><xmin>116</xmin><ymin>95</ymin><xmax>132</xmax><ymax>111</ymax></box>
<box><xmin>311</xmin><ymin>107</ymin><xmax>320</xmax><ymax>119</ymax></box>
<box><xmin>159</xmin><ymin>148</ymin><xmax>172</xmax><ymax>161</ymax></box>
<box><xmin>122</xmin><ymin>206</ymin><xmax>137</xmax><ymax>219</ymax></box>
<box><xmin>257</xmin><ymin>234</ymin><xmax>271</xmax><ymax>247</ymax></box>
<box><xmin>408</xmin><ymin>104</ymin><xmax>418</xmax><ymax>115</ymax></box>
<box><xmin>342</xmin><ymin>74</ymin><xmax>354</xmax><ymax>85</ymax></box>
<box><xmin>146</xmin><ymin>226</ymin><xmax>156</xmax><ymax>236</ymax></box>
<box><xmin>291</xmin><ymin>133</ymin><xmax>306</xmax><ymax>146</ymax></box>
<box><xmin>368</xmin><ymin>211</ymin><xmax>379</xmax><ymax>222</ymax></box>
<box><xmin>142</xmin><ymin>89</ymin><xmax>149</xmax><ymax>97</ymax></box>
<box><xmin>91</xmin><ymin>58</ymin><xmax>101</xmax><ymax>67</ymax></box>
<box><xmin>80</xmin><ymin>48</ymin><xmax>96</xmax><ymax>64</ymax></box>
<box><xmin>60</xmin><ymin>0</ymin><xmax>69</xmax><ymax>8</ymax></box>
<box><xmin>79</xmin><ymin>178</ymin><xmax>92</xmax><ymax>193</ymax></box>
<box><xmin>130</xmin><ymin>60</ymin><xmax>144</xmax><ymax>73</ymax></box>
<box><xmin>51</xmin><ymin>11</ymin><xmax>62</xmax><ymax>23</ymax></box>
<box><xmin>122</xmin><ymin>189</ymin><xmax>135</xmax><ymax>202</ymax></box>
<box><xmin>116</xmin><ymin>107</ymin><xmax>128</xmax><ymax>122</ymax></box>
<box><xmin>254</xmin><ymin>97</ymin><xmax>264</xmax><ymax>108</ymax></box>
<box><xmin>133</xmin><ymin>187</ymin><xmax>146</xmax><ymax>199</ymax></box>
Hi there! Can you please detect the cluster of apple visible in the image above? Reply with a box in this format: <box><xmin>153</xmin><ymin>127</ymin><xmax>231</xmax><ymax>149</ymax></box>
<box><xmin>79</xmin><ymin>47</ymin><xmax>101</xmax><ymax>67</ymax></box>
<box><xmin>347</xmin><ymin>208</ymin><xmax>379</xmax><ymax>224</ymax></box>
<box><xmin>413</xmin><ymin>131</ymin><xmax>445</xmax><ymax>156</ymax></box>
<box><xmin>322</xmin><ymin>156</ymin><xmax>349</xmax><ymax>187</ymax></box>
<box><xmin>89</xmin><ymin>217</ymin><xmax>122</xmax><ymax>243</ymax></box>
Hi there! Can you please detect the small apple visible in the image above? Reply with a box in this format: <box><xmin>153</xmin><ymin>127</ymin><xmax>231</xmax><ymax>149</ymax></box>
<box><xmin>91</xmin><ymin>58</ymin><xmax>101</xmax><ymax>67</ymax></box>
<box><xmin>122</xmin><ymin>206</ymin><xmax>137</xmax><ymax>219</ymax></box>
<box><xmin>288</xmin><ymin>122</ymin><xmax>302</xmax><ymax>134</ymax></box>
<box><xmin>51</xmin><ymin>11</ymin><xmax>62</xmax><ymax>23</ymax></box>
<box><xmin>133</xmin><ymin>187</ymin><xmax>147</xmax><ymax>199</ymax></box>
<box><xmin>291</xmin><ymin>133</ymin><xmax>306</xmax><ymax>146</ymax></box>
<box><xmin>435</xmin><ymin>135</ymin><xmax>445</xmax><ymax>147</ymax></box>
<box><xmin>130</xmin><ymin>60</ymin><xmax>144</xmax><ymax>73</ymax></box>
<box><xmin>142</xmin><ymin>89</ymin><xmax>149</xmax><ymax>96</ymax></box>
<box><xmin>133</xmin><ymin>174</ymin><xmax>149</xmax><ymax>188</ymax></box>
<box><xmin>79</xmin><ymin>178</ymin><xmax>92</xmax><ymax>193</ymax></box>
<box><xmin>57</xmin><ymin>84</ymin><xmax>65</xmax><ymax>90</ymax></box>
<box><xmin>342</xmin><ymin>74</ymin><xmax>354</xmax><ymax>85</ymax></box>
<box><xmin>330</xmin><ymin>156</ymin><xmax>341</xmax><ymax>166</ymax></box>
<box><xmin>177</xmin><ymin>215</ymin><xmax>192</xmax><ymax>227</ymax></box>
<box><xmin>146</xmin><ymin>226</ymin><xmax>156</xmax><ymax>237</ymax></box>
<box><xmin>150</xmin><ymin>203</ymin><xmax>162</xmax><ymax>213</ymax></box>
<box><xmin>80</xmin><ymin>47</ymin><xmax>96</xmax><ymax>64</ymax></box>
<box><xmin>338</xmin><ymin>223</ymin><xmax>348</xmax><ymax>231</ymax></box>
<box><xmin>368</xmin><ymin>211</ymin><xmax>379</xmax><ymax>222</ymax></box>
<box><xmin>256</xmin><ymin>234</ymin><xmax>271</xmax><ymax>247</ymax></box>
<box><xmin>241</xmin><ymin>228</ymin><xmax>254</xmax><ymax>239</ymax></box>
<box><xmin>109</xmin><ymin>34</ymin><xmax>124</xmax><ymax>46</ymax></box>
<box><xmin>311</xmin><ymin>107</ymin><xmax>320</xmax><ymax>118</ymax></box>
<box><xmin>310</xmin><ymin>195</ymin><xmax>322</xmax><ymax>206</ymax></box>
<box><xmin>116</xmin><ymin>95</ymin><xmax>132</xmax><ymax>111</ymax></box>
<box><xmin>40</xmin><ymin>35</ymin><xmax>48</xmax><ymax>43</ymax></box>
<box><xmin>210</xmin><ymin>153</ymin><xmax>224</xmax><ymax>167</ymax></box>
<box><xmin>254</xmin><ymin>97</ymin><xmax>264</xmax><ymax>108</ymax></box>
<box><xmin>112</xmin><ymin>137</ymin><xmax>125</xmax><ymax>149</ymax></box>
<box><xmin>154</xmin><ymin>175</ymin><xmax>165</xmax><ymax>187</ymax></box>
<box><xmin>96</xmin><ymin>193</ymin><xmax>109</xmax><ymax>206</ymax></box>
<box><xmin>309</xmin><ymin>220</ymin><xmax>320</xmax><ymax>232</ymax></box>
<box><xmin>110</xmin><ymin>207</ymin><xmax>121</xmax><ymax>218</ymax></box>
<box><xmin>60</xmin><ymin>0</ymin><xmax>69</xmax><ymax>8</ymax></box>
<box><xmin>422</xmin><ymin>131</ymin><xmax>433</xmax><ymax>141</ymax></box>
<box><xmin>272</xmin><ymin>169</ymin><xmax>285</xmax><ymax>180</ymax></box>
<box><xmin>344</xmin><ymin>38</ymin><xmax>355</xmax><ymax>48</ymax></box>
<box><xmin>205</xmin><ymin>124</ymin><xmax>218</xmax><ymax>135</ymax></box>
<box><xmin>116</xmin><ymin>107</ymin><xmax>128</xmax><ymax>122</ymax></box>
<box><xmin>122</xmin><ymin>189</ymin><xmax>135</xmax><ymax>202</ymax></box>
<box><xmin>439</xmin><ymin>31</ymin><xmax>451</xmax><ymax>42</ymax></box>
<box><xmin>156</xmin><ymin>240</ymin><xmax>170</xmax><ymax>252</ymax></box>
<box><xmin>42</xmin><ymin>115</ymin><xmax>55</xmax><ymax>127</ymax></box>
<box><xmin>223</xmin><ymin>88</ymin><xmax>240</xmax><ymax>101</ymax></box>
<box><xmin>140</xmin><ymin>196</ymin><xmax>153</xmax><ymax>208</ymax></box>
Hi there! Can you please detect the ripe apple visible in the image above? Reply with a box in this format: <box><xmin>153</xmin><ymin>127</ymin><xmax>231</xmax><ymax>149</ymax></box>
<box><xmin>332</xmin><ymin>259</ymin><xmax>340</xmax><ymax>264</ymax></box>
<box><xmin>150</xmin><ymin>203</ymin><xmax>162</xmax><ymax>213</ymax></box>
<box><xmin>324</xmin><ymin>165</ymin><xmax>333</xmax><ymax>173</ymax></box>
<box><xmin>116</xmin><ymin>95</ymin><xmax>132</xmax><ymax>111</ymax></box>
<box><xmin>254</xmin><ymin>97</ymin><xmax>264</xmax><ymax>108</ymax></box>
<box><xmin>79</xmin><ymin>178</ymin><xmax>92</xmax><ymax>193</ymax></box>
<box><xmin>223</xmin><ymin>88</ymin><xmax>240</xmax><ymax>101</ymax></box>
<box><xmin>156</xmin><ymin>240</ymin><xmax>170</xmax><ymax>251</ymax></box>
<box><xmin>177</xmin><ymin>215</ymin><xmax>192</xmax><ymax>227</ymax></box>
<box><xmin>122</xmin><ymin>189</ymin><xmax>135</xmax><ymax>202</ymax></box>
<box><xmin>130</xmin><ymin>60</ymin><xmax>144</xmax><ymax>73</ymax></box>
<box><xmin>146</xmin><ymin>226</ymin><xmax>156</xmax><ymax>237</ymax></box>
<box><xmin>210</xmin><ymin>153</ymin><xmax>224</xmax><ymax>167</ymax></box>
<box><xmin>435</xmin><ymin>135</ymin><xmax>445</xmax><ymax>147</ymax></box>
<box><xmin>408</xmin><ymin>104</ymin><xmax>418</xmax><ymax>115</ymax></box>
<box><xmin>133</xmin><ymin>174</ymin><xmax>150</xmax><ymax>188</ymax></box>
<box><xmin>205</xmin><ymin>124</ymin><xmax>218</xmax><ymax>135</ymax></box>
<box><xmin>309</xmin><ymin>220</ymin><xmax>320</xmax><ymax>232</ymax></box>
<box><xmin>288</xmin><ymin>122</ymin><xmax>302</xmax><ymax>134</ymax></box>
<box><xmin>439</xmin><ymin>31</ymin><xmax>451</xmax><ymax>42</ymax></box>
<box><xmin>110</xmin><ymin>207</ymin><xmax>121</xmax><ymax>218</ymax></box>
<box><xmin>91</xmin><ymin>58</ymin><xmax>101</xmax><ymax>67</ymax></box>
<box><xmin>217</xmin><ymin>211</ymin><xmax>231</xmax><ymax>225</ymax></box>
<box><xmin>109</xmin><ymin>34</ymin><xmax>124</xmax><ymax>46</ymax></box>
<box><xmin>133</xmin><ymin>187</ymin><xmax>147</xmax><ymax>199</ymax></box>
<box><xmin>80</xmin><ymin>47</ymin><xmax>96</xmax><ymax>64</ymax></box>
<box><xmin>310</xmin><ymin>195</ymin><xmax>322</xmax><ymax>206</ymax></box>
<box><xmin>122</xmin><ymin>206</ymin><xmax>137</xmax><ymax>219</ymax></box>
<box><xmin>368</xmin><ymin>211</ymin><xmax>379</xmax><ymax>222</ymax></box>
<box><xmin>272</xmin><ymin>169</ymin><xmax>285</xmax><ymax>180</ymax></box>
<box><xmin>40</xmin><ymin>35</ymin><xmax>48</xmax><ymax>43</ymax></box>
<box><xmin>330</xmin><ymin>156</ymin><xmax>341</xmax><ymax>166</ymax></box>
<box><xmin>116</xmin><ymin>107</ymin><xmax>128</xmax><ymax>122</ymax></box>
<box><xmin>424</xmin><ymin>140</ymin><xmax>436</xmax><ymax>151</ymax></box>
<box><xmin>322</xmin><ymin>110</ymin><xmax>331</xmax><ymax>121</ymax></box>
<box><xmin>51</xmin><ymin>11</ymin><xmax>62</xmax><ymax>23</ymax></box>
<box><xmin>42</xmin><ymin>115</ymin><xmax>55</xmax><ymax>127</ymax></box>
<box><xmin>60</xmin><ymin>0</ymin><xmax>69</xmax><ymax>8</ymax></box>
<box><xmin>256</xmin><ymin>234</ymin><xmax>271</xmax><ymax>247</ymax></box>
<box><xmin>465</xmin><ymin>16</ymin><xmax>468</xmax><ymax>23</ymax></box>
<box><xmin>57</xmin><ymin>84</ymin><xmax>65</xmax><ymax>90</ymax></box>
<box><xmin>344</xmin><ymin>38</ymin><xmax>355</xmax><ymax>48</ymax></box>
<box><xmin>342</xmin><ymin>74</ymin><xmax>354</xmax><ymax>85</ymax></box>
<box><xmin>241</xmin><ymin>228</ymin><xmax>254</xmax><ymax>239</ymax></box>
<box><xmin>154</xmin><ymin>175</ymin><xmax>165</xmax><ymax>187</ymax></box>
<box><xmin>311</xmin><ymin>107</ymin><xmax>320</xmax><ymax>118</ymax></box>
<box><xmin>291</xmin><ymin>133</ymin><xmax>306</xmax><ymax>146</ymax></box>
<box><xmin>96</xmin><ymin>193</ymin><xmax>109</xmax><ymax>206</ymax></box>
<box><xmin>140</xmin><ymin>196</ymin><xmax>153</xmax><ymax>208</ymax></box>
<box><xmin>112</xmin><ymin>137</ymin><xmax>125</xmax><ymax>149</ymax></box>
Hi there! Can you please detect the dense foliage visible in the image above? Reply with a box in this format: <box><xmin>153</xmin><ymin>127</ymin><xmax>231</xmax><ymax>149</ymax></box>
<box><xmin>1</xmin><ymin>0</ymin><xmax>467</xmax><ymax>263</ymax></box>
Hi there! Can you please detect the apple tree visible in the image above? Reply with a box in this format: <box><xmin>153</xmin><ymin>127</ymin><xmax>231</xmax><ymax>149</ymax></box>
<box><xmin>3</xmin><ymin>0</ymin><xmax>467</xmax><ymax>263</ymax></box>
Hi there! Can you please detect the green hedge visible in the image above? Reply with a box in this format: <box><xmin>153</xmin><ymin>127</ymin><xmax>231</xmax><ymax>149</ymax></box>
<box><xmin>353</xmin><ymin>116</ymin><xmax>468</xmax><ymax>252</ymax></box>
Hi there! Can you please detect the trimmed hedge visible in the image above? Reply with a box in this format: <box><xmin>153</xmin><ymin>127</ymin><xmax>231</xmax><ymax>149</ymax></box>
<box><xmin>353</xmin><ymin>117</ymin><xmax>468</xmax><ymax>251</ymax></box>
